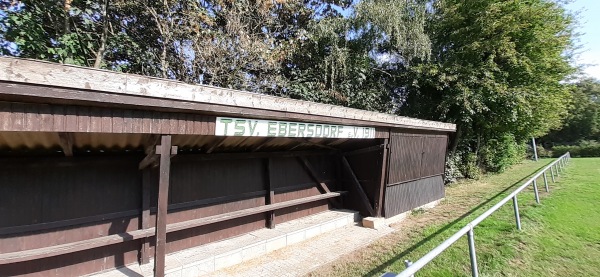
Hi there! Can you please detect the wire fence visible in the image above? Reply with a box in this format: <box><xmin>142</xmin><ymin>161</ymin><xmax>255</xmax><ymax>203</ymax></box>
<box><xmin>383</xmin><ymin>152</ymin><xmax>571</xmax><ymax>277</ymax></box>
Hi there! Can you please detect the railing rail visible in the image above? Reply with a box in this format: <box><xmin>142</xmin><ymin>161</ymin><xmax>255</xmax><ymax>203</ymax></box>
<box><xmin>384</xmin><ymin>152</ymin><xmax>571</xmax><ymax>277</ymax></box>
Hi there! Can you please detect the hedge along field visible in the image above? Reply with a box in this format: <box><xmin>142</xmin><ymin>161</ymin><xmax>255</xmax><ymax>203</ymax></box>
<box><xmin>551</xmin><ymin>141</ymin><xmax>600</xmax><ymax>158</ymax></box>
<box><xmin>389</xmin><ymin>158</ymin><xmax>600</xmax><ymax>277</ymax></box>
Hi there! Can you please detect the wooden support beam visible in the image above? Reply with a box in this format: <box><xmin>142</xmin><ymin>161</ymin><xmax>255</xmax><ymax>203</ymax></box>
<box><xmin>264</xmin><ymin>158</ymin><xmax>275</xmax><ymax>229</ymax></box>
<box><xmin>139</xmin><ymin>135</ymin><xmax>161</xmax><ymax>170</ymax></box>
<box><xmin>0</xmin><ymin>192</ymin><xmax>343</xmax><ymax>265</ymax></box>
<box><xmin>57</xmin><ymin>132</ymin><xmax>74</xmax><ymax>156</ymax></box>
<box><xmin>298</xmin><ymin>156</ymin><xmax>343</xmax><ymax>208</ymax></box>
<box><xmin>374</xmin><ymin>138</ymin><xmax>389</xmax><ymax>217</ymax></box>
<box><xmin>341</xmin><ymin>156</ymin><xmax>375</xmax><ymax>216</ymax></box>
<box><xmin>297</xmin><ymin>157</ymin><xmax>331</xmax><ymax>194</ymax></box>
<box><xmin>140</xmin><ymin>169</ymin><xmax>152</xmax><ymax>264</ymax></box>
<box><xmin>154</xmin><ymin>135</ymin><xmax>176</xmax><ymax>277</ymax></box>
<box><xmin>145</xmin><ymin>135</ymin><xmax>161</xmax><ymax>152</ymax></box>
<box><xmin>139</xmin><ymin>153</ymin><xmax>159</xmax><ymax>170</ymax></box>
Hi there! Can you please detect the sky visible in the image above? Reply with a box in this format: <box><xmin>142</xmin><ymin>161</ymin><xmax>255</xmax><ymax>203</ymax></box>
<box><xmin>566</xmin><ymin>0</ymin><xmax>600</xmax><ymax>80</ymax></box>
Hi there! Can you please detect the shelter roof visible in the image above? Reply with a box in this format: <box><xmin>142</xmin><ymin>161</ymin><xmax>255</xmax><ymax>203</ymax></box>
<box><xmin>0</xmin><ymin>57</ymin><xmax>455</xmax><ymax>132</ymax></box>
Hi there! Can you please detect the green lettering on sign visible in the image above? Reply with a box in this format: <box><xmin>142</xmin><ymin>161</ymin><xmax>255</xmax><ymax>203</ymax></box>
<box><xmin>307</xmin><ymin>124</ymin><xmax>315</xmax><ymax>136</ymax></box>
<box><xmin>234</xmin><ymin>120</ymin><xmax>245</xmax><ymax>135</ymax></box>
<box><xmin>215</xmin><ymin>117</ymin><xmax>375</xmax><ymax>139</ymax></box>
<box><xmin>298</xmin><ymin>124</ymin><xmax>306</xmax><ymax>137</ymax></box>
<box><xmin>289</xmin><ymin>123</ymin><xmax>297</xmax><ymax>137</ymax></box>
<box><xmin>220</xmin><ymin>118</ymin><xmax>233</xmax><ymax>135</ymax></box>
<box><xmin>268</xmin><ymin>122</ymin><xmax>277</xmax><ymax>136</ymax></box>
<box><xmin>278</xmin><ymin>122</ymin><xmax>288</xmax><ymax>136</ymax></box>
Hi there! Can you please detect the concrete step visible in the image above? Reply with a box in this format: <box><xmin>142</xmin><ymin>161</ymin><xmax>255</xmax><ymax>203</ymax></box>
<box><xmin>89</xmin><ymin>209</ymin><xmax>360</xmax><ymax>277</ymax></box>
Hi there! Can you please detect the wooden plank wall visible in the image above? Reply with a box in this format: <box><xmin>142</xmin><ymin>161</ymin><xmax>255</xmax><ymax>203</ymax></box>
<box><xmin>270</xmin><ymin>156</ymin><xmax>337</xmax><ymax>223</ymax></box>
<box><xmin>0</xmin><ymin>156</ymin><xmax>142</xmax><ymax>276</ymax></box>
<box><xmin>384</xmin><ymin>175</ymin><xmax>445</xmax><ymax>216</ymax></box>
<box><xmin>384</xmin><ymin>132</ymin><xmax>448</xmax><ymax>217</ymax></box>
<box><xmin>0</xmin><ymin>101</ymin><xmax>390</xmax><ymax>140</ymax></box>
<box><xmin>0</xmin><ymin>153</ymin><xmax>339</xmax><ymax>276</ymax></box>
<box><xmin>0</xmin><ymin>101</ymin><xmax>215</xmax><ymax>134</ymax></box>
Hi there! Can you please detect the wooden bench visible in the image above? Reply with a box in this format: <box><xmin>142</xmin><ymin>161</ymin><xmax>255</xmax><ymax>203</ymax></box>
<box><xmin>0</xmin><ymin>191</ymin><xmax>343</xmax><ymax>264</ymax></box>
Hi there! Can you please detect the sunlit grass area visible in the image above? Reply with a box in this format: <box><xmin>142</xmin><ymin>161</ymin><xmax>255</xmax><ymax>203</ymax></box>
<box><xmin>311</xmin><ymin>158</ymin><xmax>600</xmax><ymax>277</ymax></box>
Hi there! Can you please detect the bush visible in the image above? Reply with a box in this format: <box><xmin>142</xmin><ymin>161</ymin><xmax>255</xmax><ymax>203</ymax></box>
<box><xmin>536</xmin><ymin>145</ymin><xmax>553</xmax><ymax>158</ymax></box>
<box><xmin>460</xmin><ymin>152</ymin><xmax>481</xmax><ymax>179</ymax></box>
<box><xmin>480</xmin><ymin>134</ymin><xmax>526</xmax><ymax>173</ymax></box>
<box><xmin>445</xmin><ymin>154</ymin><xmax>464</xmax><ymax>184</ymax></box>
<box><xmin>552</xmin><ymin>140</ymin><xmax>600</xmax><ymax>157</ymax></box>
<box><xmin>552</xmin><ymin>145</ymin><xmax>570</xmax><ymax>157</ymax></box>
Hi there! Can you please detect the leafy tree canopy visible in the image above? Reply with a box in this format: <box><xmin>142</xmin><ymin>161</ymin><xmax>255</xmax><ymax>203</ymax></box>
<box><xmin>399</xmin><ymin>0</ymin><xmax>576</xmax><ymax>156</ymax></box>
<box><xmin>542</xmin><ymin>78</ymin><xmax>600</xmax><ymax>145</ymax></box>
<box><xmin>0</xmin><ymin>0</ymin><xmax>579</xmax><ymax>175</ymax></box>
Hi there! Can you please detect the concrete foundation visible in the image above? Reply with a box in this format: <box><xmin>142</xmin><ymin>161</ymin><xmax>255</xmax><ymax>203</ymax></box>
<box><xmin>362</xmin><ymin>217</ymin><xmax>386</xmax><ymax>230</ymax></box>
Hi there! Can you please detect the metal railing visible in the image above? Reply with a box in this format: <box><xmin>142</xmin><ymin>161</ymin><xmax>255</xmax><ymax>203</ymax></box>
<box><xmin>384</xmin><ymin>152</ymin><xmax>571</xmax><ymax>277</ymax></box>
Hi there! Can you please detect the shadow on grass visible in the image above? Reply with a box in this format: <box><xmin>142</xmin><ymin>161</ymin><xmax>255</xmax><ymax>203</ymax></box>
<box><xmin>364</xmin><ymin>161</ymin><xmax>553</xmax><ymax>277</ymax></box>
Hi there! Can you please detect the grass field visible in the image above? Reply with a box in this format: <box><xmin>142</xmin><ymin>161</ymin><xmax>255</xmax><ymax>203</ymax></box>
<box><xmin>310</xmin><ymin>158</ymin><xmax>600</xmax><ymax>277</ymax></box>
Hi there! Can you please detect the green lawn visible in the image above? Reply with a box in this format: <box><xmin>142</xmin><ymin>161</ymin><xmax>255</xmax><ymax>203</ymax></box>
<box><xmin>391</xmin><ymin>158</ymin><xmax>600</xmax><ymax>277</ymax></box>
<box><xmin>310</xmin><ymin>158</ymin><xmax>600</xmax><ymax>277</ymax></box>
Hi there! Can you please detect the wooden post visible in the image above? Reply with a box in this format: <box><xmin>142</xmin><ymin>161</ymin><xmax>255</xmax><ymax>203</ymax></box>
<box><xmin>140</xmin><ymin>168</ymin><xmax>151</xmax><ymax>264</ymax></box>
<box><xmin>374</xmin><ymin>138</ymin><xmax>389</xmax><ymax>217</ymax></box>
<box><xmin>264</xmin><ymin>158</ymin><xmax>275</xmax><ymax>229</ymax></box>
<box><xmin>154</xmin><ymin>135</ymin><xmax>176</xmax><ymax>277</ymax></box>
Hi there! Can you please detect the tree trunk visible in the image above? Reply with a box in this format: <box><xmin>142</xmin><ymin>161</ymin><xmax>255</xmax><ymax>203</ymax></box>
<box><xmin>160</xmin><ymin>42</ymin><xmax>168</xmax><ymax>78</ymax></box>
<box><xmin>63</xmin><ymin>0</ymin><xmax>72</xmax><ymax>35</ymax></box>
<box><xmin>94</xmin><ymin>0</ymin><xmax>110</xmax><ymax>68</ymax></box>
<box><xmin>449</xmin><ymin>123</ymin><xmax>462</xmax><ymax>156</ymax></box>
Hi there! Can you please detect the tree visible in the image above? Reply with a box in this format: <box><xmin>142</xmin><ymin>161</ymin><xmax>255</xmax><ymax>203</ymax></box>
<box><xmin>0</xmin><ymin>0</ymin><xmax>579</xmax><ymax>175</ymax></box>
<box><xmin>0</xmin><ymin>0</ymin><xmax>335</xmax><ymax>92</ymax></box>
<box><xmin>285</xmin><ymin>0</ymin><xmax>431</xmax><ymax>111</ymax></box>
<box><xmin>398</xmin><ymin>0</ymin><xmax>575</xmax><ymax>168</ymax></box>
<box><xmin>542</xmin><ymin>78</ymin><xmax>600</xmax><ymax>145</ymax></box>
<box><xmin>1</xmin><ymin>0</ymin><xmax>106</xmax><ymax>66</ymax></box>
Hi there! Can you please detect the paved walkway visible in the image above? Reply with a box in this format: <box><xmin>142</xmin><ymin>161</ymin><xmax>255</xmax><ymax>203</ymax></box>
<box><xmin>203</xmin><ymin>223</ymin><xmax>394</xmax><ymax>277</ymax></box>
<box><xmin>91</xmin><ymin>210</ymin><xmax>396</xmax><ymax>277</ymax></box>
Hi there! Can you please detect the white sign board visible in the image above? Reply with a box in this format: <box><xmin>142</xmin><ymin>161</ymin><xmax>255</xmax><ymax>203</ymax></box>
<box><xmin>215</xmin><ymin>117</ymin><xmax>376</xmax><ymax>139</ymax></box>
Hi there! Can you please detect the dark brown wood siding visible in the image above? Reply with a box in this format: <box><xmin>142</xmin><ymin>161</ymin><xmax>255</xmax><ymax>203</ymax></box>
<box><xmin>384</xmin><ymin>132</ymin><xmax>448</xmax><ymax>217</ymax></box>
<box><xmin>387</xmin><ymin>133</ymin><xmax>448</xmax><ymax>185</ymax></box>
<box><xmin>0</xmin><ymin>101</ymin><xmax>215</xmax><ymax>134</ymax></box>
<box><xmin>270</xmin><ymin>156</ymin><xmax>337</xmax><ymax>223</ymax></box>
<box><xmin>0</xmin><ymin>156</ymin><xmax>142</xmax><ymax>276</ymax></box>
<box><xmin>387</xmin><ymin>134</ymin><xmax>424</xmax><ymax>184</ymax></box>
<box><xmin>384</xmin><ymin>175</ymin><xmax>445</xmax><ymax>217</ymax></box>
<box><xmin>0</xmin><ymin>152</ymin><xmax>340</xmax><ymax>276</ymax></box>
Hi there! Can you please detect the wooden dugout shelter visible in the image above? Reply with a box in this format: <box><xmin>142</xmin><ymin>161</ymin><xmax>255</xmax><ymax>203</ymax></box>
<box><xmin>0</xmin><ymin>57</ymin><xmax>455</xmax><ymax>276</ymax></box>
